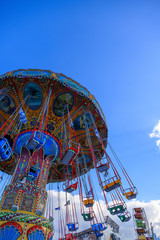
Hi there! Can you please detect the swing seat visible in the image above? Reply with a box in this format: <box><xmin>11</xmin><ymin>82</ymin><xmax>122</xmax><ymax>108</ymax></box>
<box><xmin>65</xmin><ymin>234</ymin><xmax>73</xmax><ymax>240</ymax></box>
<box><xmin>64</xmin><ymin>182</ymin><xmax>78</xmax><ymax>193</ymax></box>
<box><xmin>83</xmin><ymin>198</ymin><xmax>94</xmax><ymax>207</ymax></box>
<box><xmin>98</xmin><ymin>223</ymin><xmax>107</xmax><ymax>231</ymax></box>
<box><xmin>97</xmin><ymin>163</ymin><xmax>109</xmax><ymax>173</ymax></box>
<box><xmin>123</xmin><ymin>191</ymin><xmax>137</xmax><ymax>200</ymax></box>
<box><xmin>92</xmin><ymin>224</ymin><xmax>99</xmax><ymax>231</ymax></box>
<box><xmin>27</xmin><ymin>131</ymin><xmax>47</xmax><ymax>150</ymax></box>
<box><xmin>123</xmin><ymin>187</ymin><xmax>137</xmax><ymax>200</ymax></box>
<box><xmin>0</xmin><ymin>137</ymin><xmax>13</xmax><ymax>161</ymax></box>
<box><xmin>61</xmin><ymin>148</ymin><xmax>79</xmax><ymax>165</ymax></box>
<box><xmin>118</xmin><ymin>214</ymin><xmax>131</xmax><ymax>222</ymax></box>
<box><xmin>91</xmin><ymin>225</ymin><xmax>103</xmax><ymax>237</ymax></box>
<box><xmin>27</xmin><ymin>166</ymin><xmax>40</xmax><ymax>181</ymax></box>
<box><xmin>92</xmin><ymin>223</ymin><xmax>107</xmax><ymax>231</ymax></box>
<box><xmin>108</xmin><ymin>204</ymin><xmax>126</xmax><ymax>215</ymax></box>
<box><xmin>82</xmin><ymin>212</ymin><xmax>94</xmax><ymax>221</ymax></box>
<box><xmin>94</xmin><ymin>230</ymin><xmax>103</xmax><ymax>238</ymax></box>
<box><xmin>103</xmin><ymin>178</ymin><xmax>121</xmax><ymax>192</ymax></box>
<box><xmin>61</xmin><ymin>141</ymin><xmax>80</xmax><ymax>165</ymax></box>
<box><xmin>67</xmin><ymin>223</ymin><xmax>79</xmax><ymax>232</ymax></box>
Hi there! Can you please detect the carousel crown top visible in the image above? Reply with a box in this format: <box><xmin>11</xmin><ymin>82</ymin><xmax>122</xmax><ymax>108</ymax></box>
<box><xmin>0</xmin><ymin>69</ymin><xmax>108</xmax><ymax>182</ymax></box>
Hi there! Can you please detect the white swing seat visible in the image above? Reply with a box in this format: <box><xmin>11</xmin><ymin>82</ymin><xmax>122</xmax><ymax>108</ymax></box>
<box><xmin>61</xmin><ymin>142</ymin><xmax>80</xmax><ymax>165</ymax></box>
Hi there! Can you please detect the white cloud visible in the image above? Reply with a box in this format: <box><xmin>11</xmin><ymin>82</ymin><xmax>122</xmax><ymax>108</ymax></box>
<box><xmin>46</xmin><ymin>190</ymin><xmax>160</xmax><ymax>240</ymax></box>
<box><xmin>150</xmin><ymin>120</ymin><xmax>160</xmax><ymax>148</ymax></box>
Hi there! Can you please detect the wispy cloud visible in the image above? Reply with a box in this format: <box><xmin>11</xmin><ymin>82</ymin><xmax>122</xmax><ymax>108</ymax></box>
<box><xmin>150</xmin><ymin>120</ymin><xmax>160</xmax><ymax>148</ymax></box>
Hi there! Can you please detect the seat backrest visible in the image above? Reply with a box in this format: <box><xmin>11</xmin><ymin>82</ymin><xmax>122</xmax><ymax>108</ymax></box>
<box><xmin>92</xmin><ymin>224</ymin><xmax>99</xmax><ymax>231</ymax></box>
<box><xmin>68</xmin><ymin>223</ymin><xmax>75</xmax><ymax>230</ymax></box>
<box><xmin>98</xmin><ymin>223</ymin><xmax>104</xmax><ymax>230</ymax></box>
<box><xmin>95</xmin><ymin>230</ymin><xmax>103</xmax><ymax>237</ymax></box>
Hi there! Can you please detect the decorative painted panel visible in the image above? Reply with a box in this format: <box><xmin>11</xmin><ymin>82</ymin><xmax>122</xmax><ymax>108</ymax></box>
<box><xmin>0</xmin><ymin>222</ymin><xmax>22</xmax><ymax>240</ymax></box>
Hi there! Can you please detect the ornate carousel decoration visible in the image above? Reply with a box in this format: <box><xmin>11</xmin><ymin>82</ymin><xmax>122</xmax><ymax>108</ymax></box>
<box><xmin>0</xmin><ymin>69</ymin><xmax>137</xmax><ymax>239</ymax></box>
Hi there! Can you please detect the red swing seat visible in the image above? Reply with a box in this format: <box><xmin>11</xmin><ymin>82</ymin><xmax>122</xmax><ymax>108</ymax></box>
<box><xmin>65</xmin><ymin>234</ymin><xmax>73</xmax><ymax>240</ymax></box>
<box><xmin>64</xmin><ymin>182</ymin><xmax>78</xmax><ymax>193</ymax></box>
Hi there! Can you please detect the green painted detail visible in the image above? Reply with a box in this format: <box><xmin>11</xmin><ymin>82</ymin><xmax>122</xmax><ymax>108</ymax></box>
<box><xmin>118</xmin><ymin>215</ymin><xmax>130</xmax><ymax>222</ymax></box>
<box><xmin>108</xmin><ymin>204</ymin><xmax>126</xmax><ymax>215</ymax></box>
<box><xmin>82</xmin><ymin>213</ymin><xmax>94</xmax><ymax>221</ymax></box>
<box><xmin>136</xmin><ymin>220</ymin><xmax>146</xmax><ymax>229</ymax></box>
<box><xmin>70</xmin><ymin>149</ymin><xmax>75</xmax><ymax>153</ymax></box>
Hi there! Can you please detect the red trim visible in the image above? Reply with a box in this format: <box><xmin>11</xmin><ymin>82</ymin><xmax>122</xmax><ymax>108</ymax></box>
<box><xmin>27</xmin><ymin>225</ymin><xmax>45</xmax><ymax>236</ymax></box>
<box><xmin>0</xmin><ymin>222</ymin><xmax>23</xmax><ymax>235</ymax></box>
<box><xmin>47</xmin><ymin>231</ymin><xmax>54</xmax><ymax>240</ymax></box>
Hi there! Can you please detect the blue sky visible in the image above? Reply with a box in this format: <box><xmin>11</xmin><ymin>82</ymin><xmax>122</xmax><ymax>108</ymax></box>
<box><xmin>1</xmin><ymin>0</ymin><xmax>160</xmax><ymax>238</ymax></box>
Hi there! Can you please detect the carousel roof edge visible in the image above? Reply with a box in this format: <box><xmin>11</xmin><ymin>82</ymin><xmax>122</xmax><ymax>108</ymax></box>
<box><xmin>0</xmin><ymin>68</ymin><xmax>108</xmax><ymax>131</ymax></box>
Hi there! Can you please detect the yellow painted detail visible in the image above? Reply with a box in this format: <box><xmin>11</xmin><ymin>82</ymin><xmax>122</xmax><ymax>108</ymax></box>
<box><xmin>103</xmin><ymin>179</ymin><xmax>121</xmax><ymax>190</ymax></box>
<box><xmin>138</xmin><ymin>236</ymin><xmax>146</xmax><ymax>240</ymax></box>
<box><xmin>124</xmin><ymin>191</ymin><xmax>134</xmax><ymax>199</ymax></box>
<box><xmin>51</xmin><ymin>72</ymin><xmax>57</xmax><ymax>78</ymax></box>
<box><xmin>83</xmin><ymin>199</ymin><xmax>94</xmax><ymax>206</ymax></box>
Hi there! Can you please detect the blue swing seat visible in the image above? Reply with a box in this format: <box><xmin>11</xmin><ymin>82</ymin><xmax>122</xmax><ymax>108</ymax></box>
<box><xmin>94</xmin><ymin>231</ymin><xmax>103</xmax><ymax>237</ymax></box>
<box><xmin>27</xmin><ymin>131</ymin><xmax>47</xmax><ymax>150</ymax></box>
<box><xmin>92</xmin><ymin>224</ymin><xmax>104</xmax><ymax>238</ymax></box>
<box><xmin>27</xmin><ymin>166</ymin><xmax>40</xmax><ymax>181</ymax></box>
<box><xmin>67</xmin><ymin>223</ymin><xmax>78</xmax><ymax>232</ymax></box>
<box><xmin>97</xmin><ymin>163</ymin><xmax>109</xmax><ymax>173</ymax></box>
<box><xmin>98</xmin><ymin>223</ymin><xmax>107</xmax><ymax>231</ymax></box>
<box><xmin>0</xmin><ymin>137</ymin><xmax>13</xmax><ymax>161</ymax></box>
<box><xmin>92</xmin><ymin>223</ymin><xmax>107</xmax><ymax>232</ymax></box>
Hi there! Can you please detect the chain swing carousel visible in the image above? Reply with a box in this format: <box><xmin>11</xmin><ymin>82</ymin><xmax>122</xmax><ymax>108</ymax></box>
<box><xmin>0</xmin><ymin>69</ymin><xmax>137</xmax><ymax>240</ymax></box>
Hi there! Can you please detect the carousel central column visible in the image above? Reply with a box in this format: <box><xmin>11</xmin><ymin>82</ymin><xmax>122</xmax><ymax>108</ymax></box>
<box><xmin>0</xmin><ymin>146</ymin><xmax>53</xmax><ymax>240</ymax></box>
